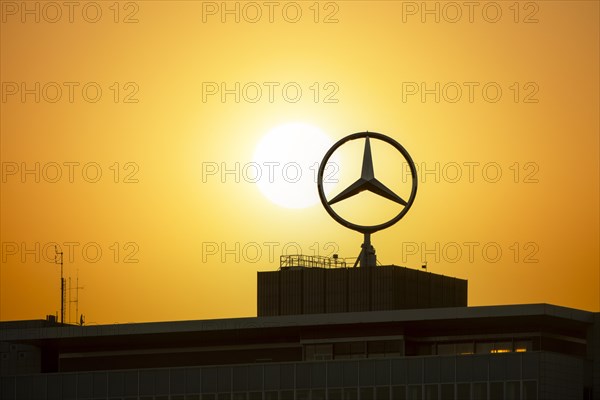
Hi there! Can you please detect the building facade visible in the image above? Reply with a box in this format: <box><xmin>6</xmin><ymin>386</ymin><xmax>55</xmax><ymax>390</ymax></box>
<box><xmin>1</xmin><ymin>304</ymin><xmax>598</xmax><ymax>400</ymax></box>
<box><xmin>258</xmin><ymin>260</ymin><xmax>467</xmax><ymax>316</ymax></box>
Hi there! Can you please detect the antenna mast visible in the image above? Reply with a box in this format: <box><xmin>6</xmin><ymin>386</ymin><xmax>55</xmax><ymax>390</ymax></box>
<box><xmin>68</xmin><ymin>270</ymin><xmax>84</xmax><ymax>324</ymax></box>
<box><xmin>54</xmin><ymin>246</ymin><xmax>65</xmax><ymax>324</ymax></box>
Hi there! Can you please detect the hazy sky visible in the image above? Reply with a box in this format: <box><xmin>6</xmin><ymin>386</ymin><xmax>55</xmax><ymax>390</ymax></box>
<box><xmin>1</xmin><ymin>1</ymin><xmax>598</xmax><ymax>324</ymax></box>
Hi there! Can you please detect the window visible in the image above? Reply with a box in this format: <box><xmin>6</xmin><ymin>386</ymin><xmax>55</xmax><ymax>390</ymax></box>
<box><xmin>77</xmin><ymin>373</ymin><xmax>93</xmax><ymax>398</ymax></box>
<box><xmin>416</xmin><ymin>344</ymin><xmax>434</xmax><ymax>356</ymax></box>
<box><xmin>522</xmin><ymin>381</ymin><xmax>537</xmax><ymax>400</ymax></box>
<box><xmin>344</xmin><ymin>388</ymin><xmax>358</xmax><ymax>400</ymax></box>
<box><xmin>456</xmin><ymin>343</ymin><xmax>474</xmax><ymax>355</ymax></box>
<box><xmin>375</xmin><ymin>386</ymin><xmax>390</xmax><ymax>400</ymax></box>
<box><xmin>155</xmin><ymin>369</ymin><xmax>170</xmax><ymax>396</ymax></box>
<box><xmin>296</xmin><ymin>390</ymin><xmax>310</xmax><ymax>400</ymax></box>
<box><xmin>505</xmin><ymin>382</ymin><xmax>521</xmax><ymax>400</ymax></box>
<box><xmin>490</xmin><ymin>382</ymin><xmax>503</xmax><ymax>400</ymax></box>
<box><xmin>351</xmin><ymin>342</ymin><xmax>366</xmax><ymax>358</ymax></box>
<box><xmin>391</xmin><ymin>386</ymin><xmax>406</xmax><ymax>400</ymax></box>
<box><xmin>475</xmin><ymin>342</ymin><xmax>494</xmax><ymax>354</ymax></box>
<box><xmin>248</xmin><ymin>392</ymin><xmax>262</xmax><ymax>400</ymax></box>
<box><xmin>367</xmin><ymin>340</ymin><xmax>402</xmax><ymax>358</ymax></box>
<box><xmin>328</xmin><ymin>362</ymin><xmax>343</xmax><ymax>387</ymax></box>
<box><xmin>280</xmin><ymin>391</ymin><xmax>294</xmax><ymax>400</ymax></box>
<box><xmin>170</xmin><ymin>369</ymin><xmax>186</xmax><ymax>395</ymax></box>
<box><xmin>312</xmin><ymin>389</ymin><xmax>326</xmax><ymax>400</ymax></box>
<box><xmin>107</xmin><ymin>371</ymin><xmax>125</xmax><ymax>397</ymax></box>
<box><xmin>265</xmin><ymin>392</ymin><xmax>278</xmax><ymax>400</ymax></box>
<box><xmin>233</xmin><ymin>367</ymin><xmax>248</xmax><ymax>392</ymax></box>
<box><xmin>437</xmin><ymin>344</ymin><xmax>455</xmax><ymax>355</ymax></box>
<box><xmin>93</xmin><ymin>373</ymin><xmax>107</xmax><ymax>398</ymax></box>
<box><xmin>472</xmin><ymin>383</ymin><xmax>487</xmax><ymax>400</ymax></box>
<box><xmin>474</xmin><ymin>340</ymin><xmax>535</xmax><ymax>354</ymax></box>
<box><xmin>360</xmin><ymin>387</ymin><xmax>374</xmax><ymax>400</ymax></box>
<box><xmin>311</xmin><ymin>362</ymin><xmax>326</xmax><ymax>388</ymax></box>
<box><xmin>440</xmin><ymin>384</ymin><xmax>454</xmax><ymax>400</ymax></box>
<box><xmin>385</xmin><ymin>341</ymin><xmax>402</xmax><ymax>355</ymax></box>
<box><xmin>264</xmin><ymin>365</ymin><xmax>279</xmax><ymax>391</ymax></box>
<box><xmin>296</xmin><ymin>364</ymin><xmax>310</xmax><ymax>389</ymax></box>
<box><xmin>456</xmin><ymin>384</ymin><xmax>470</xmax><ymax>400</ymax></box>
<box><xmin>248</xmin><ymin>366</ymin><xmax>263</xmax><ymax>391</ymax></box>
<box><xmin>407</xmin><ymin>385</ymin><xmax>422</xmax><ymax>400</ymax></box>
<box><xmin>217</xmin><ymin>368</ymin><xmax>232</xmax><ymax>393</ymax></box>
<box><xmin>280</xmin><ymin>365</ymin><xmax>294</xmax><ymax>390</ymax></box>
<box><xmin>334</xmin><ymin>342</ymin><xmax>366</xmax><ymax>359</ymax></box>
<box><xmin>305</xmin><ymin>344</ymin><xmax>333</xmax><ymax>361</ymax></box>
<box><xmin>491</xmin><ymin>342</ymin><xmax>512</xmax><ymax>354</ymax></box>
<box><xmin>202</xmin><ymin>369</ymin><xmax>217</xmax><ymax>393</ymax></box>
<box><xmin>424</xmin><ymin>385</ymin><xmax>438</xmax><ymax>400</ymax></box>
<box><xmin>514</xmin><ymin>341</ymin><xmax>532</xmax><ymax>353</ymax></box>
<box><xmin>436</xmin><ymin>342</ymin><xmax>474</xmax><ymax>355</ymax></box>
<box><xmin>328</xmin><ymin>389</ymin><xmax>342</xmax><ymax>400</ymax></box>
<box><xmin>433</xmin><ymin>339</ymin><xmax>533</xmax><ymax>355</ymax></box>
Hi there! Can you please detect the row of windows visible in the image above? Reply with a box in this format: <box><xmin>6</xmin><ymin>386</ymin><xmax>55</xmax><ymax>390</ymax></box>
<box><xmin>305</xmin><ymin>341</ymin><xmax>403</xmax><ymax>361</ymax></box>
<box><xmin>406</xmin><ymin>340</ymin><xmax>535</xmax><ymax>357</ymax></box>
<box><xmin>1</xmin><ymin>355</ymin><xmax>541</xmax><ymax>399</ymax></box>
<box><xmin>0</xmin><ymin>382</ymin><xmax>539</xmax><ymax>400</ymax></box>
<box><xmin>305</xmin><ymin>340</ymin><xmax>534</xmax><ymax>361</ymax></box>
<box><xmin>168</xmin><ymin>382</ymin><xmax>537</xmax><ymax>400</ymax></box>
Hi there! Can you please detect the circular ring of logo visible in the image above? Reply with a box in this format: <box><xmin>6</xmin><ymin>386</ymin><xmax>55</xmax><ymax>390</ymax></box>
<box><xmin>317</xmin><ymin>131</ymin><xmax>418</xmax><ymax>234</ymax></box>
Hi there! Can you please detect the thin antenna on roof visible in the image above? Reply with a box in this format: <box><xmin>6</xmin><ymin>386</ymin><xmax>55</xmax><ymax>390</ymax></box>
<box><xmin>53</xmin><ymin>246</ymin><xmax>65</xmax><ymax>324</ymax></box>
<box><xmin>68</xmin><ymin>271</ymin><xmax>84</xmax><ymax>324</ymax></box>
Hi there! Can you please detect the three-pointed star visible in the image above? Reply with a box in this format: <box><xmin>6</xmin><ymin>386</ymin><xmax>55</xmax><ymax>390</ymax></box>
<box><xmin>328</xmin><ymin>137</ymin><xmax>407</xmax><ymax>206</ymax></box>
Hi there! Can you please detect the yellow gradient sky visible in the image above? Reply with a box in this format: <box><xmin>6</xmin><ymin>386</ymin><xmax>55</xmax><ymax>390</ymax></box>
<box><xmin>1</xmin><ymin>1</ymin><xmax>598</xmax><ymax>324</ymax></box>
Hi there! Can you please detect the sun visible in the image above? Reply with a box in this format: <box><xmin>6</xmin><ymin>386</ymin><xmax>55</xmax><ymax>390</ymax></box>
<box><xmin>252</xmin><ymin>123</ymin><xmax>339</xmax><ymax>209</ymax></box>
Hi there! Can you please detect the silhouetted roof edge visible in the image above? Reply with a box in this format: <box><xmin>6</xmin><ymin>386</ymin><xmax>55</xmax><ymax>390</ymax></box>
<box><xmin>1</xmin><ymin>303</ymin><xmax>595</xmax><ymax>342</ymax></box>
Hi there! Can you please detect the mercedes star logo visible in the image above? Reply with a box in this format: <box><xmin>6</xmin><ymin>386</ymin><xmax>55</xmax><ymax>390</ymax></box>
<box><xmin>316</xmin><ymin>131</ymin><xmax>418</xmax><ymax>267</ymax></box>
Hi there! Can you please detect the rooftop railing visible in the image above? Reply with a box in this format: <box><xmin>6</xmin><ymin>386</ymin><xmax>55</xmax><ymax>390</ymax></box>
<box><xmin>279</xmin><ymin>254</ymin><xmax>348</xmax><ymax>269</ymax></box>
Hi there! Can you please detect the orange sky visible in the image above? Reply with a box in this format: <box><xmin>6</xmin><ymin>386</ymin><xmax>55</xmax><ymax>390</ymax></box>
<box><xmin>1</xmin><ymin>1</ymin><xmax>598</xmax><ymax>324</ymax></box>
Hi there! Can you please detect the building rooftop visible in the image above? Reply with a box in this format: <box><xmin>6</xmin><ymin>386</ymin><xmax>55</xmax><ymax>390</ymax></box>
<box><xmin>1</xmin><ymin>303</ymin><xmax>594</xmax><ymax>343</ymax></box>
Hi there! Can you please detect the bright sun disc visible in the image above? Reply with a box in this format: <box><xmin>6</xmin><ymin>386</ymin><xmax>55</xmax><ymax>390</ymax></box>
<box><xmin>253</xmin><ymin>123</ymin><xmax>339</xmax><ymax>209</ymax></box>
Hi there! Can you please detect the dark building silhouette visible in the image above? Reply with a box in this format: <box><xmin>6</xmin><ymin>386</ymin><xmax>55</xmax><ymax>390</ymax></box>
<box><xmin>1</xmin><ymin>256</ymin><xmax>599</xmax><ymax>400</ymax></box>
<box><xmin>258</xmin><ymin>256</ymin><xmax>467</xmax><ymax>316</ymax></box>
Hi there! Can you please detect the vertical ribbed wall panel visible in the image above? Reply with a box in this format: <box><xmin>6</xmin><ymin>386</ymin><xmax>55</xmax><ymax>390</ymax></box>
<box><xmin>393</xmin><ymin>267</ymin><xmax>406</xmax><ymax>309</ymax></box>
<box><xmin>405</xmin><ymin>268</ymin><xmax>419</xmax><ymax>309</ymax></box>
<box><xmin>257</xmin><ymin>271</ymin><xmax>280</xmax><ymax>316</ymax></box>
<box><xmin>455</xmin><ymin>279</ymin><xmax>468</xmax><ymax>307</ymax></box>
<box><xmin>348</xmin><ymin>268</ymin><xmax>371</xmax><ymax>312</ymax></box>
<box><xmin>280</xmin><ymin>269</ymin><xmax>303</xmax><ymax>315</ymax></box>
<box><xmin>371</xmin><ymin>266</ymin><xmax>395</xmax><ymax>311</ymax></box>
<box><xmin>303</xmin><ymin>269</ymin><xmax>325</xmax><ymax>314</ymax></box>
<box><xmin>442</xmin><ymin>277</ymin><xmax>455</xmax><ymax>307</ymax></box>
<box><xmin>417</xmin><ymin>271</ymin><xmax>430</xmax><ymax>308</ymax></box>
<box><xmin>325</xmin><ymin>269</ymin><xmax>348</xmax><ymax>313</ymax></box>
<box><xmin>258</xmin><ymin>266</ymin><xmax>467</xmax><ymax>316</ymax></box>
<box><xmin>429</xmin><ymin>273</ymin><xmax>444</xmax><ymax>308</ymax></box>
